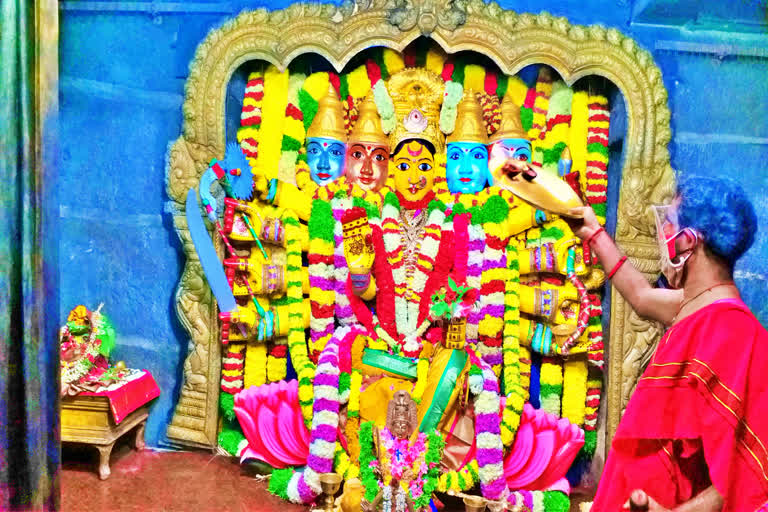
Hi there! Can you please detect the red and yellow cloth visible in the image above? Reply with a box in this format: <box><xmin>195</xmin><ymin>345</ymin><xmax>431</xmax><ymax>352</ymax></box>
<box><xmin>594</xmin><ymin>299</ymin><xmax>768</xmax><ymax>511</ymax></box>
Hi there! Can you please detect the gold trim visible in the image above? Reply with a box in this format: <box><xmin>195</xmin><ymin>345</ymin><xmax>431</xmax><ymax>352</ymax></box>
<box><xmin>166</xmin><ymin>0</ymin><xmax>676</xmax><ymax>452</ymax></box>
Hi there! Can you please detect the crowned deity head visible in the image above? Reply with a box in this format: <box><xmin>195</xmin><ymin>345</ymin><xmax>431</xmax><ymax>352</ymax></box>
<box><xmin>386</xmin><ymin>390</ymin><xmax>418</xmax><ymax>440</ymax></box>
<box><xmin>446</xmin><ymin>90</ymin><xmax>490</xmax><ymax>194</ymax></box>
<box><xmin>306</xmin><ymin>84</ymin><xmax>347</xmax><ymax>186</ymax></box>
<box><xmin>346</xmin><ymin>95</ymin><xmax>389</xmax><ymax>192</ymax></box>
<box><xmin>487</xmin><ymin>93</ymin><xmax>532</xmax><ymax>186</ymax></box>
<box><xmin>386</xmin><ymin>69</ymin><xmax>445</xmax><ymax>207</ymax></box>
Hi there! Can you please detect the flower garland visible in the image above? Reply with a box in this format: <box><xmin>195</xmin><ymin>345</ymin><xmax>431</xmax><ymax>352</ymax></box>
<box><xmin>298</xmin><ymin>71</ymin><xmax>331</xmax><ymax>134</ymax></box>
<box><xmin>267</xmin><ymin>339</ymin><xmax>288</xmax><ymax>382</ymax></box>
<box><xmin>585</xmin><ymin>95</ymin><xmax>610</xmax><ymax>223</ymax></box>
<box><xmin>282</xmin><ymin>209</ymin><xmax>316</xmax><ymax>425</ymax></box>
<box><xmin>238</xmin><ymin>69</ymin><xmax>264</xmax><ymax>163</ymax></box>
<box><xmin>465</xmin><ymin>347</ymin><xmax>505</xmax><ymax>500</ymax></box>
<box><xmin>436</xmin><ymin>459</ymin><xmax>480</xmax><ymax>494</ymax></box>
<box><xmin>60</xmin><ymin>306</ymin><xmax>114</xmax><ymax>388</ymax></box>
<box><xmin>307</xmin><ymin>196</ymin><xmax>336</xmax><ymax>359</ymax></box>
<box><xmin>243</xmin><ymin>342</ymin><xmax>268</xmax><ymax>388</ymax></box>
<box><xmin>561</xmin><ymin>356</ymin><xmax>588</xmax><ymax>426</ymax></box>
<box><xmin>332</xmin><ymin>194</ymin><xmax>355</xmax><ymax>330</ymax></box>
<box><xmin>501</xmin><ymin>236</ymin><xmax>525</xmax><ymax>447</ymax></box>
<box><xmin>278</xmin><ymin>325</ymin><xmax>356</xmax><ymax>504</ymax></box>
<box><xmin>359</xmin><ymin>421</ymin><xmax>380</xmax><ymax>503</ymax></box>
<box><xmin>538</xmin><ymin>357</ymin><xmax>563</xmax><ymax>417</ymax></box>
<box><xmin>464</xmin><ymin>217</ymin><xmax>485</xmax><ymax>346</ymax></box>
<box><xmin>477</xmin><ymin>196</ymin><xmax>510</xmax><ymax>376</ymax></box>
<box><xmin>412</xmin><ymin>357</ymin><xmax>429</xmax><ymax>404</ymax></box>
<box><xmin>221</xmin><ymin>342</ymin><xmax>246</xmax><ymax>394</ymax></box>
<box><xmin>379</xmin><ymin>428</ymin><xmax>428</xmax><ymax>487</ymax></box>
<box><xmin>255</xmin><ymin>65</ymin><xmax>289</xmax><ymax>180</ymax></box>
<box><xmin>534</xmin><ymin>80</ymin><xmax>572</xmax><ymax>176</ymax></box>
<box><xmin>380</xmin><ymin>193</ymin><xmax>447</xmax><ymax>355</ymax></box>
<box><xmin>345</xmin><ymin>369</ymin><xmax>363</xmax><ymax>464</ymax></box>
<box><xmin>570</xmin><ymin>90</ymin><xmax>590</xmax><ymax>194</ymax></box>
<box><xmin>506</xmin><ymin>75</ymin><xmax>528</xmax><ymax>106</ymax></box>
<box><xmin>479</xmin><ymin>92</ymin><xmax>501</xmax><ymax>135</ymax></box>
<box><xmin>277</xmin><ymin>71</ymin><xmax>307</xmax><ymax>183</ymax></box>
<box><xmin>507</xmin><ymin>490</ymin><xmax>570</xmax><ymax>512</ymax></box>
<box><xmin>439</xmin><ymin>80</ymin><xmax>463</xmax><ymax>134</ymax></box>
<box><xmin>528</xmin><ymin>67</ymin><xmax>553</xmax><ymax>160</ymax></box>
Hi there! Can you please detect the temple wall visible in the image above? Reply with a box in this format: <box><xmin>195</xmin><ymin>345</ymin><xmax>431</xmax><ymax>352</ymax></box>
<box><xmin>58</xmin><ymin>0</ymin><xmax>768</xmax><ymax>447</ymax></box>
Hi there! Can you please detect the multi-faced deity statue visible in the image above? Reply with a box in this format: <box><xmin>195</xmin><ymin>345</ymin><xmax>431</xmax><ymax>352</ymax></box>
<box><xmin>306</xmin><ymin>84</ymin><xmax>347</xmax><ymax>186</ymax></box>
<box><xmin>346</xmin><ymin>95</ymin><xmax>389</xmax><ymax>192</ymax></box>
<box><xmin>391</xmin><ymin>138</ymin><xmax>437</xmax><ymax>205</ymax></box>
<box><xmin>445</xmin><ymin>90</ymin><xmax>490</xmax><ymax>194</ymax></box>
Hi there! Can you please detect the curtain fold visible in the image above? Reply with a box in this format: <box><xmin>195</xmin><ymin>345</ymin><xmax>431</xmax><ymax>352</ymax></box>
<box><xmin>0</xmin><ymin>1</ymin><xmax>60</xmax><ymax>510</ymax></box>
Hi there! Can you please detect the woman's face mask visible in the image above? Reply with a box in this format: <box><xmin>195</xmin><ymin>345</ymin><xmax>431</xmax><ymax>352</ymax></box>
<box><xmin>652</xmin><ymin>204</ymin><xmax>698</xmax><ymax>288</ymax></box>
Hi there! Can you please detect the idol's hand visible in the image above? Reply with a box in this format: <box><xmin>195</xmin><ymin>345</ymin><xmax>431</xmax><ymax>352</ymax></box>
<box><xmin>553</xmin><ymin>237</ymin><xmax>588</xmax><ymax>276</ymax></box>
<box><xmin>342</xmin><ymin>210</ymin><xmax>375</xmax><ymax>275</ymax></box>
<box><xmin>566</xmin><ymin>206</ymin><xmax>601</xmax><ymax>240</ymax></box>
<box><xmin>361</xmin><ymin>499</ymin><xmax>375</xmax><ymax>512</ymax></box>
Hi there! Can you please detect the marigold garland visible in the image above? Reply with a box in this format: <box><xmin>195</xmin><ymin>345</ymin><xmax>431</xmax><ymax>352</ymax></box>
<box><xmin>256</xmin><ymin>65</ymin><xmax>289</xmax><ymax>180</ymax></box>
<box><xmin>221</xmin><ymin>342</ymin><xmax>246</xmax><ymax>393</ymax></box>
<box><xmin>570</xmin><ymin>90</ymin><xmax>590</xmax><ymax>192</ymax></box>
<box><xmin>277</xmin><ymin>71</ymin><xmax>307</xmax><ymax>183</ymax></box>
<box><xmin>238</xmin><ymin>70</ymin><xmax>264</xmax><ymax>163</ymax></box>
<box><xmin>500</xmin><ymin>236</ymin><xmax>525</xmax><ymax>447</ymax></box>
<box><xmin>538</xmin><ymin>357</ymin><xmax>563</xmax><ymax>417</ymax></box>
<box><xmin>561</xmin><ymin>356</ymin><xmax>588</xmax><ymax>426</ymax></box>
<box><xmin>412</xmin><ymin>358</ymin><xmax>429</xmax><ymax>404</ymax></box>
<box><xmin>243</xmin><ymin>343</ymin><xmax>268</xmax><ymax>388</ymax></box>
<box><xmin>534</xmin><ymin>80</ymin><xmax>572</xmax><ymax>176</ymax></box>
<box><xmin>529</xmin><ymin>67</ymin><xmax>553</xmax><ymax>160</ymax></box>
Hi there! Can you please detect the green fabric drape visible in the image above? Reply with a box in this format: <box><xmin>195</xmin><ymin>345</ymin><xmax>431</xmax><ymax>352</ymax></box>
<box><xmin>0</xmin><ymin>1</ymin><xmax>60</xmax><ymax>510</ymax></box>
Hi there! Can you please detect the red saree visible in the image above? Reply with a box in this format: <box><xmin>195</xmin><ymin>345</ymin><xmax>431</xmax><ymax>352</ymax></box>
<box><xmin>593</xmin><ymin>299</ymin><xmax>768</xmax><ymax>511</ymax></box>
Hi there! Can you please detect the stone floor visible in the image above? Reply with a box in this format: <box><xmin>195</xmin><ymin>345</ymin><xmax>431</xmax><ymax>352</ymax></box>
<box><xmin>61</xmin><ymin>437</ymin><xmax>593</xmax><ymax>511</ymax></box>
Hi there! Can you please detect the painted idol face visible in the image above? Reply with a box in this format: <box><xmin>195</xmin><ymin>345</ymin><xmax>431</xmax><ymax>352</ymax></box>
<box><xmin>345</xmin><ymin>142</ymin><xmax>389</xmax><ymax>192</ymax></box>
<box><xmin>446</xmin><ymin>142</ymin><xmax>489</xmax><ymax>194</ymax></box>
<box><xmin>488</xmin><ymin>138</ymin><xmax>532</xmax><ymax>186</ymax></box>
<box><xmin>307</xmin><ymin>137</ymin><xmax>346</xmax><ymax>186</ymax></box>
<box><xmin>392</xmin><ymin>140</ymin><xmax>435</xmax><ymax>205</ymax></box>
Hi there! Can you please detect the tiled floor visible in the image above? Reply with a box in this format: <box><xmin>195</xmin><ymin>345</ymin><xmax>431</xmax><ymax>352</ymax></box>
<box><xmin>61</xmin><ymin>438</ymin><xmax>593</xmax><ymax>511</ymax></box>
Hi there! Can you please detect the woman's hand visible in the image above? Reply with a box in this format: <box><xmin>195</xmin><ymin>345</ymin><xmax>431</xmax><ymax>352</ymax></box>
<box><xmin>567</xmin><ymin>206</ymin><xmax>602</xmax><ymax>241</ymax></box>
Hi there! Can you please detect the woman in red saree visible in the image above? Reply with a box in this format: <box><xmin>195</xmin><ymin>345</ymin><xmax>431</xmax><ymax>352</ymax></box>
<box><xmin>569</xmin><ymin>176</ymin><xmax>768</xmax><ymax>511</ymax></box>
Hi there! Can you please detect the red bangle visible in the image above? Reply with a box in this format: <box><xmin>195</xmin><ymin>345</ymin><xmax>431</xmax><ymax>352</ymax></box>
<box><xmin>585</xmin><ymin>226</ymin><xmax>606</xmax><ymax>246</ymax></box>
<box><xmin>607</xmin><ymin>255</ymin><xmax>628</xmax><ymax>279</ymax></box>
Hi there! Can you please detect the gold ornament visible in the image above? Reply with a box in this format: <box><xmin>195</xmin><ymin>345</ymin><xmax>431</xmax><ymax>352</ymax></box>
<box><xmin>446</xmin><ymin>89</ymin><xmax>488</xmax><ymax>144</ymax></box>
<box><xmin>387</xmin><ymin>68</ymin><xmax>445</xmax><ymax>153</ymax></box>
<box><xmin>489</xmin><ymin>92</ymin><xmax>527</xmax><ymax>143</ymax></box>
<box><xmin>307</xmin><ymin>84</ymin><xmax>346</xmax><ymax>141</ymax></box>
<box><xmin>349</xmin><ymin>94</ymin><xmax>388</xmax><ymax>146</ymax></box>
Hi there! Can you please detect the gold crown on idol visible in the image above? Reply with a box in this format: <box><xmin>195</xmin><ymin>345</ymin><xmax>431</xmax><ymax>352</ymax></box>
<box><xmin>489</xmin><ymin>92</ymin><xmax>528</xmax><ymax>143</ymax></box>
<box><xmin>446</xmin><ymin>89</ymin><xmax>489</xmax><ymax>145</ymax></box>
<box><xmin>387</xmin><ymin>68</ymin><xmax>445</xmax><ymax>153</ymax></box>
<box><xmin>348</xmin><ymin>94</ymin><xmax>388</xmax><ymax>146</ymax></box>
<box><xmin>307</xmin><ymin>84</ymin><xmax>346</xmax><ymax>141</ymax></box>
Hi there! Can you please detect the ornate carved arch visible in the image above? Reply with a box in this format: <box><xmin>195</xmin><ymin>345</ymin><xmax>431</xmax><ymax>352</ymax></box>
<box><xmin>166</xmin><ymin>0</ymin><xmax>675</xmax><ymax>448</ymax></box>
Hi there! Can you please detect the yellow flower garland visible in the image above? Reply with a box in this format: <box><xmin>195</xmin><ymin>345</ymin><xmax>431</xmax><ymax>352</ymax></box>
<box><xmin>256</xmin><ymin>65</ymin><xmax>289</xmax><ymax>180</ymax></box>
<box><xmin>412</xmin><ymin>358</ymin><xmax>430</xmax><ymax>404</ymax></box>
<box><xmin>561</xmin><ymin>356</ymin><xmax>588</xmax><ymax>426</ymax></box>
<box><xmin>243</xmin><ymin>343</ymin><xmax>268</xmax><ymax>388</ymax></box>
<box><xmin>570</xmin><ymin>90</ymin><xmax>589</xmax><ymax>192</ymax></box>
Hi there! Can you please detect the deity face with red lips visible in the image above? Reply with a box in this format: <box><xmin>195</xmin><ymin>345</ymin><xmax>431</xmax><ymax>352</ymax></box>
<box><xmin>345</xmin><ymin>142</ymin><xmax>389</xmax><ymax>192</ymax></box>
<box><xmin>392</xmin><ymin>139</ymin><xmax>436</xmax><ymax>205</ymax></box>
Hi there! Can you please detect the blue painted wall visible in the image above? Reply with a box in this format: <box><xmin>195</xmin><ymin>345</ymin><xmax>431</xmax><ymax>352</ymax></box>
<box><xmin>59</xmin><ymin>0</ymin><xmax>768</xmax><ymax>447</ymax></box>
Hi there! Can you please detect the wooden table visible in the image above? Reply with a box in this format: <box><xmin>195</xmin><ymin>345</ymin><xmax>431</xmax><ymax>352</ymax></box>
<box><xmin>61</xmin><ymin>395</ymin><xmax>148</xmax><ymax>480</ymax></box>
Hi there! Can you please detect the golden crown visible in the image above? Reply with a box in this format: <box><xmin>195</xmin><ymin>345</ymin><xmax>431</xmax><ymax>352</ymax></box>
<box><xmin>307</xmin><ymin>84</ymin><xmax>346</xmax><ymax>141</ymax></box>
<box><xmin>446</xmin><ymin>89</ymin><xmax>488</xmax><ymax>145</ymax></box>
<box><xmin>489</xmin><ymin>92</ymin><xmax>528</xmax><ymax>143</ymax></box>
<box><xmin>348</xmin><ymin>94</ymin><xmax>388</xmax><ymax>146</ymax></box>
<box><xmin>386</xmin><ymin>68</ymin><xmax>445</xmax><ymax>153</ymax></box>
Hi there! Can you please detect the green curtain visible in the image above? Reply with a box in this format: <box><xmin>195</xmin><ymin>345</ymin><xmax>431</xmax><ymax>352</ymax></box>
<box><xmin>0</xmin><ymin>0</ymin><xmax>60</xmax><ymax>510</ymax></box>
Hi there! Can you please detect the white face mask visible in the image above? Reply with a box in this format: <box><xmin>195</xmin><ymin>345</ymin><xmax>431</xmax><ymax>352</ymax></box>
<box><xmin>652</xmin><ymin>205</ymin><xmax>698</xmax><ymax>289</ymax></box>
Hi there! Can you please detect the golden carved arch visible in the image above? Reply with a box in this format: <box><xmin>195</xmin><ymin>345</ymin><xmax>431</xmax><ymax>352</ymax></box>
<box><xmin>166</xmin><ymin>0</ymin><xmax>675</xmax><ymax>449</ymax></box>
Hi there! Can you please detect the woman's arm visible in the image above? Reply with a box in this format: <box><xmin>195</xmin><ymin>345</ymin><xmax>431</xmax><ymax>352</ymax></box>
<box><xmin>568</xmin><ymin>206</ymin><xmax>682</xmax><ymax>325</ymax></box>
<box><xmin>627</xmin><ymin>486</ymin><xmax>722</xmax><ymax>512</ymax></box>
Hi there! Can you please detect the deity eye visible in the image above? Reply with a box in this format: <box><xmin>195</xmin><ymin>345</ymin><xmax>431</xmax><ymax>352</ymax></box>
<box><xmin>330</xmin><ymin>148</ymin><xmax>343</xmax><ymax>157</ymax></box>
<box><xmin>473</xmin><ymin>151</ymin><xmax>487</xmax><ymax>160</ymax></box>
<box><xmin>374</xmin><ymin>154</ymin><xmax>385</xmax><ymax>162</ymax></box>
<box><xmin>448</xmin><ymin>152</ymin><xmax>461</xmax><ymax>160</ymax></box>
<box><xmin>418</xmin><ymin>163</ymin><xmax>432</xmax><ymax>172</ymax></box>
<box><xmin>397</xmin><ymin>162</ymin><xmax>410</xmax><ymax>171</ymax></box>
<box><xmin>352</xmin><ymin>151</ymin><xmax>364</xmax><ymax>159</ymax></box>
<box><xmin>308</xmin><ymin>146</ymin><xmax>320</xmax><ymax>155</ymax></box>
<box><xmin>516</xmin><ymin>154</ymin><xmax>529</xmax><ymax>162</ymax></box>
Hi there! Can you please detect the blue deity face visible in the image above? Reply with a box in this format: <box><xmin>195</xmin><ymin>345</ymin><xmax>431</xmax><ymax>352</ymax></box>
<box><xmin>446</xmin><ymin>142</ymin><xmax>489</xmax><ymax>194</ymax></box>
<box><xmin>488</xmin><ymin>138</ymin><xmax>532</xmax><ymax>186</ymax></box>
<box><xmin>307</xmin><ymin>137</ymin><xmax>346</xmax><ymax>186</ymax></box>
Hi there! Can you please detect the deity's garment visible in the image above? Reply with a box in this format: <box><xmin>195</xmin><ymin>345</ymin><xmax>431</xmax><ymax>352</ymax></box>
<box><xmin>307</xmin><ymin>136</ymin><xmax>346</xmax><ymax>186</ymax></box>
<box><xmin>446</xmin><ymin>142</ymin><xmax>489</xmax><ymax>194</ymax></box>
<box><xmin>346</xmin><ymin>142</ymin><xmax>389</xmax><ymax>192</ymax></box>
<box><xmin>392</xmin><ymin>139</ymin><xmax>436</xmax><ymax>205</ymax></box>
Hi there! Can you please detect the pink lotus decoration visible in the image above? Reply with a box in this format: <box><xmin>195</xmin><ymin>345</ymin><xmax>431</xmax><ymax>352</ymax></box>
<box><xmin>503</xmin><ymin>403</ymin><xmax>584</xmax><ymax>492</ymax></box>
<box><xmin>234</xmin><ymin>379</ymin><xmax>311</xmax><ymax>468</ymax></box>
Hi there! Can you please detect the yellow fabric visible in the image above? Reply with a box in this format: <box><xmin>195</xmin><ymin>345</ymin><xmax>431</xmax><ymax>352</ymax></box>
<box><xmin>358</xmin><ymin>377</ymin><xmax>414</xmax><ymax>428</ymax></box>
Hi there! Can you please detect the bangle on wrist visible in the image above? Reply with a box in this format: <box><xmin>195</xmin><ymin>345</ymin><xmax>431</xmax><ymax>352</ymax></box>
<box><xmin>607</xmin><ymin>255</ymin><xmax>628</xmax><ymax>279</ymax></box>
<box><xmin>585</xmin><ymin>226</ymin><xmax>606</xmax><ymax>246</ymax></box>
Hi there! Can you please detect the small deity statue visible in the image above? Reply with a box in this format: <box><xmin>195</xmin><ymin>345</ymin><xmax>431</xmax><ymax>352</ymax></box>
<box><xmin>445</xmin><ymin>89</ymin><xmax>490</xmax><ymax>195</ymax></box>
<box><xmin>346</xmin><ymin>94</ymin><xmax>389</xmax><ymax>192</ymax></box>
<box><xmin>306</xmin><ymin>84</ymin><xmax>347</xmax><ymax>186</ymax></box>
<box><xmin>361</xmin><ymin>391</ymin><xmax>421</xmax><ymax>512</ymax></box>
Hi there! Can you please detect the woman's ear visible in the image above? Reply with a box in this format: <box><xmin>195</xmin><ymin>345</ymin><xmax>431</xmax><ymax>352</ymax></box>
<box><xmin>675</xmin><ymin>228</ymin><xmax>700</xmax><ymax>255</ymax></box>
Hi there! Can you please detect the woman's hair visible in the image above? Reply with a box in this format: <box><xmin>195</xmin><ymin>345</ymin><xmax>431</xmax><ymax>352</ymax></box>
<box><xmin>677</xmin><ymin>175</ymin><xmax>757</xmax><ymax>267</ymax></box>
<box><xmin>391</xmin><ymin>138</ymin><xmax>436</xmax><ymax>158</ymax></box>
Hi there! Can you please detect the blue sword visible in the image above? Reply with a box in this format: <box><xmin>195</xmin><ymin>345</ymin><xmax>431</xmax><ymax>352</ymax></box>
<box><xmin>185</xmin><ymin>188</ymin><xmax>246</xmax><ymax>336</ymax></box>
